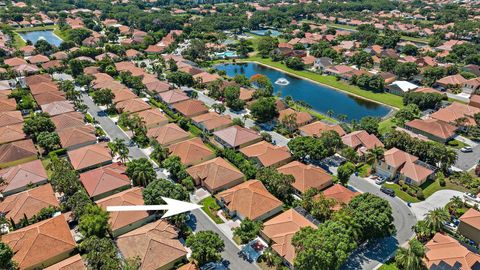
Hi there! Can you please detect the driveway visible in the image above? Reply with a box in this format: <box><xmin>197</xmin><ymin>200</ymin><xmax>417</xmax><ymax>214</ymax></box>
<box><xmin>454</xmin><ymin>144</ymin><xmax>480</xmax><ymax>171</ymax></box>
<box><xmin>342</xmin><ymin>176</ymin><xmax>417</xmax><ymax>270</ymax></box>
<box><xmin>410</xmin><ymin>190</ymin><xmax>464</xmax><ymax>220</ymax></box>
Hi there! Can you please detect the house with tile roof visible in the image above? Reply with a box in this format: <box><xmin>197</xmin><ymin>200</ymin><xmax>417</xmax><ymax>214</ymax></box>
<box><xmin>41</xmin><ymin>101</ymin><xmax>75</xmax><ymax>116</ymax></box>
<box><xmin>58</xmin><ymin>125</ymin><xmax>97</xmax><ymax>150</ymax></box>
<box><xmin>278</xmin><ymin>108</ymin><xmax>314</xmax><ymax>129</ymax></box>
<box><xmin>136</xmin><ymin>108</ymin><xmax>169</xmax><ymax>129</ymax></box>
<box><xmin>0</xmin><ymin>184</ymin><xmax>59</xmax><ymax>225</ymax></box>
<box><xmin>342</xmin><ymin>130</ymin><xmax>384</xmax><ymax>157</ymax></box>
<box><xmin>435</xmin><ymin>74</ymin><xmax>467</xmax><ymax>90</ymax></box>
<box><xmin>79</xmin><ymin>163</ymin><xmax>131</xmax><ymax>200</ymax></box>
<box><xmin>158</xmin><ymin>89</ymin><xmax>190</xmax><ymax>106</ymax></box>
<box><xmin>115</xmin><ymin>98</ymin><xmax>151</xmax><ymax>114</ymax></box>
<box><xmin>405</xmin><ymin>118</ymin><xmax>457</xmax><ymax>143</ymax></box>
<box><xmin>67</xmin><ymin>142</ymin><xmax>112</xmax><ymax>172</ymax></box>
<box><xmin>0</xmin><ymin>98</ymin><xmax>17</xmax><ymax>112</ymax></box>
<box><xmin>458</xmin><ymin>208</ymin><xmax>480</xmax><ymax>245</ymax></box>
<box><xmin>0</xmin><ymin>139</ymin><xmax>37</xmax><ymax>168</ymax></box>
<box><xmin>278</xmin><ymin>161</ymin><xmax>333</xmax><ymax>194</ymax></box>
<box><xmin>2</xmin><ymin>215</ymin><xmax>76</xmax><ymax>269</ymax></box>
<box><xmin>0</xmin><ymin>111</ymin><xmax>23</xmax><ymax>127</ymax></box>
<box><xmin>0</xmin><ymin>159</ymin><xmax>48</xmax><ymax>197</ymax></box>
<box><xmin>260</xmin><ymin>209</ymin><xmax>317</xmax><ymax>267</ymax></box>
<box><xmin>216</xmin><ymin>180</ymin><xmax>283</xmax><ymax>221</ymax></box>
<box><xmin>213</xmin><ymin>125</ymin><xmax>262</xmax><ymax>150</ymax></box>
<box><xmin>240</xmin><ymin>141</ymin><xmax>293</xmax><ymax>168</ymax></box>
<box><xmin>44</xmin><ymin>254</ymin><xmax>86</xmax><ymax>270</ymax></box>
<box><xmin>168</xmin><ymin>137</ymin><xmax>215</xmax><ymax>167</ymax></box>
<box><xmin>172</xmin><ymin>99</ymin><xmax>209</xmax><ymax>118</ymax></box>
<box><xmin>29</xmin><ymin>81</ymin><xmax>58</xmax><ymax>95</ymax></box>
<box><xmin>299</xmin><ymin>121</ymin><xmax>346</xmax><ymax>137</ymax></box>
<box><xmin>111</xmin><ymin>88</ymin><xmax>138</xmax><ymax>104</ymax></box>
<box><xmin>147</xmin><ymin>123</ymin><xmax>190</xmax><ymax>147</ymax></box>
<box><xmin>375</xmin><ymin>148</ymin><xmax>435</xmax><ymax>186</ymax></box>
<box><xmin>116</xmin><ymin>220</ymin><xmax>187</xmax><ymax>270</ymax></box>
<box><xmin>51</xmin><ymin>112</ymin><xmax>85</xmax><ymax>131</ymax></box>
<box><xmin>430</xmin><ymin>102</ymin><xmax>480</xmax><ymax>127</ymax></box>
<box><xmin>424</xmin><ymin>233</ymin><xmax>480</xmax><ymax>270</ymax></box>
<box><xmin>0</xmin><ymin>123</ymin><xmax>26</xmax><ymax>145</ymax></box>
<box><xmin>318</xmin><ymin>184</ymin><xmax>359</xmax><ymax>211</ymax></box>
<box><xmin>34</xmin><ymin>91</ymin><xmax>67</xmax><ymax>106</ymax></box>
<box><xmin>186</xmin><ymin>157</ymin><xmax>245</xmax><ymax>193</ymax></box>
<box><xmin>96</xmin><ymin>187</ymin><xmax>155</xmax><ymax>237</ymax></box>
<box><xmin>191</xmin><ymin>112</ymin><xmax>233</xmax><ymax>133</ymax></box>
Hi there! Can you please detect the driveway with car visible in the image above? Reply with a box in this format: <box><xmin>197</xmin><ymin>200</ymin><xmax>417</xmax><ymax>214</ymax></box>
<box><xmin>454</xmin><ymin>144</ymin><xmax>480</xmax><ymax>171</ymax></box>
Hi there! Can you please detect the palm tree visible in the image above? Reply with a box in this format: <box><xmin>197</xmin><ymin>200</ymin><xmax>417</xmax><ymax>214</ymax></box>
<box><xmin>423</xmin><ymin>208</ymin><xmax>449</xmax><ymax>234</ymax></box>
<box><xmin>108</xmin><ymin>139</ymin><xmax>129</xmax><ymax>162</ymax></box>
<box><xmin>365</xmin><ymin>147</ymin><xmax>385</xmax><ymax>171</ymax></box>
<box><xmin>327</xmin><ymin>109</ymin><xmax>334</xmax><ymax>118</ymax></box>
<box><xmin>395</xmin><ymin>239</ymin><xmax>425</xmax><ymax>270</ymax></box>
<box><xmin>150</xmin><ymin>141</ymin><xmax>169</xmax><ymax>163</ymax></box>
<box><xmin>117</xmin><ymin>144</ymin><xmax>130</xmax><ymax>163</ymax></box>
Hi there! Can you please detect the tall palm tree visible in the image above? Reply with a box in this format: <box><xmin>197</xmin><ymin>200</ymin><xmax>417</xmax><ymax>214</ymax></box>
<box><xmin>365</xmin><ymin>147</ymin><xmax>385</xmax><ymax>171</ymax></box>
<box><xmin>117</xmin><ymin>144</ymin><xmax>130</xmax><ymax>163</ymax></box>
<box><xmin>423</xmin><ymin>208</ymin><xmax>449</xmax><ymax>234</ymax></box>
<box><xmin>395</xmin><ymin>239</ymin><xmax>425</xmax><ymax>270</ymax></box>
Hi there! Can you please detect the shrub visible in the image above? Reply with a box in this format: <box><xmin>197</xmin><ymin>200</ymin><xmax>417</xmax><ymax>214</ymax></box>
<box><xmin>181</xmin><ymin>177</ymin><xmax>195</xmax><ymax>191</ymax></box>
<box><xmin>416</xmin><ymin>189</ymin><xmax>425</xmax><ymax>200</ymax></box>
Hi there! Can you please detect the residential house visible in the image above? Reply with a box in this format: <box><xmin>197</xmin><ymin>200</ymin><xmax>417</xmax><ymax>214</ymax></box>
<box><xmin>172</xmin><ymin>99</ymin><xmax>209</xmax><ymax>118</ymax></box>
<box><xmin>96</xmin><ymin>187</ymin><xmax>155</xmax><ymax>237</ymax></box>
<box><xmin>67</xmin><ymin>143</ymin><xmax>112</xmax><ymax>172</ymax></box>
<box><xmin>0</xmin><ymin>111</ymin><xmax>23</xmax><ymax>127</ymax></box>
<box><xmin>41</xmin><ymin>101</ymin><xmax>75</xmax><ymax>116</ymax></box>
<box><xmin>79</xmin><ymin>163</ymin><xmax>131</xmax><ymax>201</ymax></box>
<box><xmin>191</xmin><ymin>112</ymin><xmax>233</xmax><ymax>133</ymax></box>
<box><xmin>457</xmin><ymin>208</ymin><xmax>480</xmax><ymax>245</ymax></box>
<box><xmin>116</xmin><ymin>98</ymin><xmax>151</xmax><ymax>114</ymax></box>
<box><xmin>463</xmin><ymin>77</ymin><xmax>480</xmax><ymax>94</ymax></box>
<box><xmin>299</xmin><ymin>121</ymin><xmax>346</xmax><ymax>137</ymax></box>
<box><xmin>319</xmin><ymin>184</ymin><xmax>359</xmax><ymax>211</ymax></box>
<box><xmin>424</xmin><ymin>233</ymin><xmax>480</xmax><ymax>269</ymax></box>
<box><xmin>0</xmin><ymin>139</ymin><xmax>37</xmax><ymax>168</ymax></box>
<box><xmin>0</xmin><ymin>123</ymin><xmax>26</xmax><ymax>145</ymax></box>
<box><xmin>470</xmin><ymin>95</ymin><xmax>480</xmax><ymax>109</ymax></box>
<box><xmin>1</xmin><ymin>215</ymin><xmax>76</xmax><ymax>270</ymax></box>
<box><xmin>216</xmin><ymin>180</ymin><xmax>283</xmax><ymax>221</ymax></box>
<box><xmin>430</xmin><ymin>102</ymin><xmax>480</xmax><ymax>126</ymax></box>
<box><xmin>0</xmin><ymin>159</ymin><xmax>48</xmax><ymax>197</ymax></box>
<box><xmin>158</xmin><ymin>90</ymin><xmax>190</xmax><ymax>106</ymax></box>
<box><xmin>44</xmin><ymin>254</ymin><xmax>86</xmax><ymax>270</ymax></box>
<box><xmin>386</xmin><ymin>81</ymin><xmax>419</xmax><ymax>96</ymax></box>
<box><xmin>168</xmin><ymin>137</ymin><xmax>215</xmax><ymax>167</ymax></box>
<box><xmin>0</xmin><ymin>98</ymin><xmax>17</xmax><ymax>112</ymax></box>
<box><xmin>404</xmin><ymin>119</ymin><xmax>457</xmax><ymax>143</ymax></box>
<box><xmin>260</xmin><ymin>209</ymin><xmax>317</xmax><ymax>268</ymax></box>
<box><xmin>58</xmin><ymin>125</ymin><xmax>97</xmax><ymax>150</ymax></box>
<box><xmin>375</xmin><ymin>148</ymin><xmax>435</xmax><ymax>186</ymax></box>
<box><xmin>213</xmin><ymin>125</ymin><xmax>262</xmax><ymax>150</ymax></box>
<box><xmin>186</xmin><ymin>157</ymin><xmax>245</xmax><ymax>193</ymax></box>
<box><xmin>240</xmin><ymin>141</ymin><xmax>293</xmax><ymax>168</ymax></box>
<box><xmin>342</xmin><ymin>130</ymin><xmax>384</xmax><ymax>157</ymax></box>
<box><xmin>278</xmin><ymin>108</ymin><xmax>313</xmax><ymax>129</ymax></box>
<box><xmin>278</xmin><ymin>161</ymin><xmax>333</xmax><ymax>194</ymax></box>
<box><xmin>0</xmin><ymin>184</ymin><xmax>59</xmax><ymax>225</ymax></box>
<box><xmin>136</xmin><ymin>109</ymin><xmax>169</xmax><ymax>129</ymax></box>
<box><xmin>313</xmin><ymin>57</ymin><xmax>333</xmax><ymax>71</ymax></box>
<box><xmin>51</xmin><ymin>112</ymin><xmax>85</xmax><ymax>131</ymax></box>
<box><xmin>435</xmin><ymin>74</ymin><xmax>467</xmax><ymax>90</ymax></box>
<box><xmin>116</xmin><ymin>220</ymin><xmax>187</xmax><ymax>270</ymax></box>
<box><xmin>147</xmin><ymin>123</ymin><xmax>190</xmax><ymax>147</ymax></box>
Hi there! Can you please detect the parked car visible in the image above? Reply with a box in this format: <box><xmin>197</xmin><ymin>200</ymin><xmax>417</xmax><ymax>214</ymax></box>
<box><xmin>380</xmin><ymin>186</ymin><xmax>395</xmax><ymax>197</ymax></box>
<box><xmin>98</xmin><ymin>136</ymin><xmax>110</xmax><ymax>142</ymax></box>
<box><xmin>375</xmin><ymin>177</ymin><xmax>387</xmax><ymax>185</ymax></box>
<box><xmin>464</xmin><ymin>193</ymin><xmax>480</xmax><ymax>203</ymax></box>
<box><xmin>460</xmin><ymin>146</ymin><xmax>473</xmax><ymax>153</ymax></box>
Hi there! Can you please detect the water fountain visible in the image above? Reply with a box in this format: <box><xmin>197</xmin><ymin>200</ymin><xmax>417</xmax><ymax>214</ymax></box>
<box><xmin>275</xmin><ymin>78</ymin><xmax>289</xmax><ymax>86</ymax></box>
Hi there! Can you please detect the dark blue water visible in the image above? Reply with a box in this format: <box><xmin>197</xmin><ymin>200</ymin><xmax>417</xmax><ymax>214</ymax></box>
<box><xmin>215</xmin><ymin>63</ymin><xmax>391</xmax><ymax>121</ymax></box>
<box><xmin>19</xmin><ymin>31</ymin><xmax>63</xmax><ymax>47</ymax></box>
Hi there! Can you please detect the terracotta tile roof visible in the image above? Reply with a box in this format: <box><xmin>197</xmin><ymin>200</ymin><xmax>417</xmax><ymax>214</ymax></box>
<box><xmin>299</xmin><ymin>121</ymin><xmax>346</xmax><ymax>137</ymax></box>
<box><xmin>168</xmin><ymin>137</ymin><xmax>214</xmax><ymax>166</ymax></box>
<box><xmin>58</xmin><ymin>125</ymin><xmax>97</xmax><ymax>149</ymax></box>
<box><xmin>34</xmin><ymin>91</ymin><xmax>66</xmax><ymax>106</ymax></box>
<box><xmin>111</xmin><ymin>89</ymin><xmax>138</xmax><ymax>104</ymax></box>
<box><xmin>262</xmin><ymin>209</ymin><xmax>316</xmax><ymax>264</ymax></box>
<box><xmin>116</xmin><ymin>220</ymin><xmax>187</xmax><ymax>270</ymax></box>
<box><xmin>0</xmin><ymin>123</ymin><xmax>26</xmax><ymax>144</ymax></box>
<box><xmin>0</xmin><ymin>184</ymin><xmax>59</xmax><ymax>223</ymax></box>
<box><xmin>216</xmin><ymin>180</ymin><xmax>282</xmax><ymax>220</ymax></box>
<box><xmin>158</xmin><ymin>90</ymin><xmax>190</xmax><ymax>104</ymax></box>
<box><xmin>14</xmin><ymin>64</ymin><xmax>40</xmax><ymax>74</ymax></box>
<box><xmin>4</xmin><ymin>57</ymin><xmax>27</xmax><ymax>67</ymax></box>
<box><xmin>51</xmin><ymin>112</ymin><xmax>85</xmax><ymax>131</ymax></box>
<box><xmin>459</xmin><ymin>208</ymin><xmax>480</xmax><ymax>230</ymax></box>
<box><xmin>116</xmin><ymin>98</ymin><xmax>151</xmax><ymax>114</ymax></box>
<box><xmin>79</xmin><ymin>163</ymin><xmax>131</xmax><ymax>198</ymax></box>
<box><xmin>383</xmin><ymin>148</ymin><xmax>434</xmax><ymax>183</ymax></box>
<box><xmin>425</xmin><ymin>233</ymin><xmax>480</xmax><ymax>269</ymax></box>
<box><xmin>28</xmin><ymin>54</ymin><xmax>49</xmax><ymax>64</ymax></box>
<box><xmin>193</xmin><ymin>72</ymin><xmax>221</xmax><ymax>84</ymax></box>
<box><xmin>187</xmin><ymin>157</ymin><xmax>244</xmax><ymax>192</ymax></box>
<box><xmin>177</xmin><ymin>262</ymin><xmax>199</xmax><ymax>270</ymax></box>
<box><xmin>67</xmin><ymin>143</ymin><xmax>111</xmax><ymax>171</ymax></box>
<box><xmin>44</xmin><ymin>254</ymin><xmax>86</xmax><ymax>270</ymax></box>
<box><xmin>0</xmin><ymin>159</ymin><xmax>47</xmax><ymax>195</ymax></box>
<box><xmin>2</xmin><ymin>215</ymin><xmax>76</xmax><ymax>270</ymax></box>
<box><xmin>436</xmin><ymin>74</ymin><xmax>467</xmax><ymax>86</ymax></box>
<box><xmin>405</xmin><ymin>119</ymin><xmax>456</xmax><ymax>140</ymax></box>
<box><xmin>0</xmin><ymin>98</ymin><xmax>17</xmax><ymax>112</ymax></box>
<box><xmin>25</xmin><ymin>74</ymin><xmax>52</xmax><ymax>87</ymax></box>
<box><xmin>136</xmin><ymin>109</ymin><xmax>169</xmax><ymax>128</ymax></box>
<box><xmin>51</xmin><ymin>51</ymin><xmax>69</xmax><ymax>61</ymax></box>
<box><xmin>93</xmin><ymin>80</ymin><xmax>127</xmax><ymax>91</ymax></box>
<box><xmin>142</xmin><ymin>75</ymin><xmax>171</xmax><ymax>93</ymax></box>
<box><xmin>29</xmin><ymin>81</ymin><xmax>59</xmax><ymax>95</ymax></box>
<box><xmin>213</xmin><ymin>125</ymin><xmax>262</xmax><ymax>148</ymax></box>
<box><xmin>147</xmin><ymin>123</ymin><xmax>190</xmax><ymax>146</ymax></box>
<box><xmin>383</xmin><ymin>147</ymin><xmax>418</xmax><ymax>168</ymax></box>
<box><xmin>278</xmin><ymin>161</ymin><xmax>333</xmax><ymax>193</ymax></box>
<box><xmin>0</xmin><ymin>111</ymin><xmax>23</xmax><ymax>127</ymax></box>
<box><xmin>172</xmin><ymin>99</ymin><xmax>209</xmax><ymax>118</ymax></box>
<box><xmin>191</xmin><ymin>112</ymin><xmax>232</xmax><ymax>131</ymax></box>
<box><xmin>342</xmin><ymin>130</ymin><xmax>384</xmax><ymax>154</ymax></box>
<box><xmin>96</xmin><ymin>187</ymin><xmax>149</xmax><ymax>232</ymax></box>
<box><xmin>278</xmin><ymin>108</ymin><xmax>313</xmax><ymax>127</ymax></box>
<box><xmin>431</xmin><ymin>102</ymin><xmax>480</xmax><ymax>126</ymax></box>
<box><xmin>415</xmin><ymin>87</ymin><xmax>440</xmax><ymax>94</ymax></box>
<box><xmin>0</xmin><ymin>139</ymin><xmax>37</xmax><ymax>164</ymax></box>
<box><xmin>320</xmin><ymin>184</ymin><xmax>358</xmax><ymax>210</ymax></box>
<box><xmin>240</xmin><ymin>141</ymin><xmax>292</xmax><ymax>167</ymax></box>
<box><xmin>41</xmin><ymin>101</ymin><xmax>75</xmax><ymax>116</ymax></box>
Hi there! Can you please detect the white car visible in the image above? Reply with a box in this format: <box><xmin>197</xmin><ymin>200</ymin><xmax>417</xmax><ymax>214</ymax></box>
<box><xmin>464</xmin><ymin>193</ymin><xmax>480</xmax><ymax>203</ymax></box>
<box><xmin>460</xmin><ymin>146</ymin><xmax>473</xmax><ymax>153</ymax></box>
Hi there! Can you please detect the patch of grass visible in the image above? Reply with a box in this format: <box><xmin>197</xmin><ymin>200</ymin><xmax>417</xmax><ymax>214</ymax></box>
<box><xmin>383</xmin><ymin>183</ymin><xmax>421</xmax><ymax>203</ymax></box>
<box><xmin>14</xmin><ymin>25</ymin><xmax>57</xmax><ymax>32</ymax></box>
<box><xmin>233</xmin><ymin>235</ymin><xmax>242</xmax><ymax>245</ymax></box>
<box><xmin>421</xmin><ymin>178</ymin><xmax>469</xmax><ymax>198</ymax></box>
<box><xmin>41</xmin><ymin>158</ymin><xmax>53</xmax><ymax>178</ymax></box>
<box><xmin>447</xmin><ymin>139</ymin><xmax>467</xmax><ymax>149</ymax></box>
<box><xmin>12</xmin><ymin>32</ymin><xmax>26</xmax><ymax>48</ymax></box>
<box><xmin>357</xmin><ymin>163</ymin><xmax>371</xmax><ymax>178</ymax></box>
<box><xmin>242</xmin><ymin>57</ymin><xmax>404</xmax><ymax>109</ymax></box>
<box><xmin>378</xmin><ymin>262</ymin><xmax>399</xmax><ymax>270</ymax></box>
<box><xmin>290</xmin><ymin>102</ymin><xmax>338</xmax><ymax>123</ymax></box>
<box><xmin>200</xmin><ymin>196</ymin><xmax>224</xmax><ymax>224</ymax></box>
<box><xmin>379</xmin><ymin>118</ymin><xmax>396</xmax><ymax>135</ymax></box>
<box><xmin>188</xmin><ymin>123</ymin><xmax>203</xmax><ymax>137</ymax></box>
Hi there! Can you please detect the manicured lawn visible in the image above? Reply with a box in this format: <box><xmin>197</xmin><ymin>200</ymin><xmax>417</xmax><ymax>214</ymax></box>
<box><xmin>257</xmin><ymin>261</ymin><xmax>277</xmax><ymax>270</ymax></box>
<box><xmin>290</xmin><ymin>102</ymin><xmax>338</xmax><ymax>123</ymax></box>
<box><xmin>382</xmin><ymin>183</ymin><xmax>421</xmax><ymax>203</ymax></box>
<box><xmin>378</xmin><ymin>262</ymin><xmax>399</xmax><ymax>270</ymax></box>
<box><xmin>447</xmin><ymin>139</ymin><xmax>467</xmax><ymax>149</ymax></box>
<box><xmin>188</xmin><ymin>123</ymin><xmax>203</xmax><ymax>137</ymax></box>
<box><xmin>14</xmin><ymin>25</ymin><xmax>57</xmax><ymax>32</ymax></box>
<box><xmin>379</xmin><ymin>118</ymin><xmax>396</xmax><ymax>135</ymax></box>
<box><xmin>12</xmin><ymin>32</ymin><xmax>26</xmax><ymax>48</ymax></box>
<box><xmin>421</xmin><ymin>178</ymin><xmax>468</xmax><ymax>198</ymax></box>
<box><xmin>357</xmin><ymin>163</ymin><xmax>371</xmax><ymax>178</ymax></box>
<box><xmin>200</xmin><ymin>196</ymin><xmax>224</xmax><ymax>224</ymax></box>
<box><xmin>242</xmin><ymin>56</ymin><xmax>404</xmax><ymax>109</ymax></box>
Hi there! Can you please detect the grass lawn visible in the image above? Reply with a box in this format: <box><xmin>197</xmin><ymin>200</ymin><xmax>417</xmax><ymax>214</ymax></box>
<box><xmin>447</xmin><ymin>139</ymin><xmax>467</xmax><ymax>149</ymax></box>
<box><xmin>290</xmin><ymin>102</ymin><xmax>338</xmax><ymax>123</ymax></box>
<box><xmin>12</xmin><ymin>32</ymin><xmax>26</xmax><ymax>48</ymax></box>
<box><xmin>188</xmin><ymin>123</ymin><xmax>203</xmax><ymax>137</ymax></box>
<box><xmin>357</xmin><ymin>163</ymin><xmax>371</xmax><ymax>178</ymax></box>
<box><xmin>41</xmin><ymin>158</ymin><xmax>53</xmax><ymax>178</ymax></box>
<box><xmin>14</xmin><ymin>25</ymin><xmax>57</xmax><ymax>32</ymax></box>
<box><xmin>379</xmin><ymin>118</ymin><xmax>396</xmax><ymax>135</ymax></box>
<box><xmin>383</xmin><ymin>183</ymin><xmax>421</xmax><ymax>203</ymax></box>
<box><xmin>378</xmin><ymin>262</ymin><xmax>399</xmax><ymax>270</ymax></box>
<box><xmin>242</xmin><ymin>56</ymin><xmax>404</xmax><ymax>109</ymax></box>
<box><xmin>200</xmin><ymin>196</ymin><xmax>224</xmax><ymax>224</ymax></box>
<box><xmin>421</xmin><ymin>178</ymin><xmax>469</xmax><ymax>198</ymax></box>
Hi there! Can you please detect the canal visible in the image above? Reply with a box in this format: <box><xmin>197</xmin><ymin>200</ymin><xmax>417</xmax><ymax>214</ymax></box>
<box><xmin>215</xmin><ymin>62</ymin><xmax>391</xmax><ymax>121</ymax></box>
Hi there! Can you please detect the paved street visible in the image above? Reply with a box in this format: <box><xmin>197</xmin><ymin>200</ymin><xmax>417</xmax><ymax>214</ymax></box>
<box><xmin>454</xmin><ymin>145</ymin><xmax>480</xmax><ymax>171</ymax></box>
<box><xmin>188</xmin><ymin>210</ymin><xmax>260</xmax><ymax>270</ymax></box>
<box><xmin>342</xmin><ymin>176</ymin><xmax>417</xmax><ymax>270</ymax></box>
<box><xmin>411</xmin><ymin>190</ymin><xmax>464</xmax><ymax>220</ymax></box>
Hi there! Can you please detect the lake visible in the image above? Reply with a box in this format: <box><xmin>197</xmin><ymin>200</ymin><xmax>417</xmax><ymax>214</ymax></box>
<box><xmin>19</xmin><ymin>30</ymin><xmax>63</xmax><ymax>47</ymax></box>
<box><xmin>215</xmin><ymin>62</ymin><xmax>391</xmax><ymax>121</ymax></box>
<box><xmin>250</xmin><ymin>29</ymin><xmax>282</xmax><ymax>37</ymax></box>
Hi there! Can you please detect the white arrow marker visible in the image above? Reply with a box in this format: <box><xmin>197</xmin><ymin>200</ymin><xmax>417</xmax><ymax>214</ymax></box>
<box><xmin>106</xmin><ymin>197</ymin><xmax>202</xmax><ymax>218</ymax></box>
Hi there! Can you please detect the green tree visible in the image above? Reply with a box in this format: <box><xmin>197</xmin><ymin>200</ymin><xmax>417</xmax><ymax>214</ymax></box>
<box><xmin>79</xmin><ymin>236</ymin><xmax>121</xmax><ymax>270</ymax></box>
<box><xmin>350</xmin><ymin>51</ymin><xmax>373</xmax><ymax>68</ymax></box>
<box><xmin>233</xmin><ymin>218</ymin><xmax>264</xmax><ymax>244</ymax></box>
<box><xmin>92</xmin><ymin>88</ymin><xmax>115</xmax><ymax>109</ymax></box>
<box><xmin>394</xmin><ymin>104</ymin><xmax>421</xmax><ymax>126</ymax></box>
<box><xmin>161</xmin><ymin>155</ymin><xmax>189</xmax><ymax>181</ymax></box>
<box><xmin>224</xmin><ymin>85</ymin><xmax>245</xmax><ymax>111</ymax></box>
<box><xmin>357</xmin><ymin>116</ymin><xmax>380</xmax><ymax>135</ymax></box>
<box><xmin>256</xmin><ymin>167</ymin><xmax>295</xmax><ymax>203</ymax></box>
<box><xmin>365</xmin><ymin>147</ymin><xmax>385</xmax><ymax>170</ymax></box>
<box><xmin>395</xmin><ymin>239</ymin><xmax>426</xmax><ymax>270</ymax></box>
<box><xmin>108</xmin><ymin>138</ymin><xmax>129</xmax><ymax>163</ymax></box>
<box><xmin>167</xmin><ymin>71</ymin><xmax>194</xmax><ymax>87</ymax></box>
<box><xmin>126</xmin><ymin>158</ymin><xmax>156</xmax><ymax>187</ymax></box>
<box><xmin>150</xmin><ymin>141</ymin><xmax>169</xmax><ymax>163</ymax></box>
<box><xmin>337</xmin><ymin>162</ymin><xmax>356</xmax><ymax>185</ymax></box>
<box><xmin>250</xmin><ymin>97</ymin><xmax>278</xmax><ymax>123</ymax></box>
<box><xmin>394</xmin><ymin>62</ymin><xmax>419</xmax><ymax>80</ymax></box>
<box><xmin>23</xmin><ymin>113</ymin><xmax>55</xmax><ymax>141</ymax></box>
<box><xmin>186</xmin><ymin>231</ymin><xmax>225</xmax><ymax>266</ymax></box>
<box><xmin>422</xmin><ymin>67</ymin><xmax>445</xmax><ymax>86</ymax></box>
<box><xmin>285</xmin><ymin>57</ymin><xmax>305</xmax><ymax>70</ymax></box>
<box><xmin>257</xmin><ymin>36</ymin><xmax>279</xmax><ymax>58</ymax></box>
<box><xmin>423</xmin><ymin>208</ymin><xmax>449</xmax><ymax>234</ymax></box>
<box><xmin>78</xmin><ymin>204</ymin><xmax>110</xmax><ymax>238</ymax></box>
<box><xmin>0</xmin><ymin>243</ymin><xmax>15</xmax><ymax>270</ymax></box>
<box><xmin>37</xmin><ymin>131</ymin><xmax>61</xmax><ymax>153</ymax></box>
<box><xmin>237</xmin><ymin>39</ymin><xmax>253</xmax><ymax>58</ymax></box>
<box><xmin>65</xmin><ymin>190</ymin><xmax>92</xmax><ymax>220</ymax></box>
<box><xmin>49</xmin><ymin>158</ymin><xmax>80</xmax><ymax>197</ymax></box>
<box><xmin>143</xmin><ymin>178</ymin><xmax>188</xmax><ymax>205</ymax></box>
<box><xmin>380</xmin><ymin>57</ymin><xmax>398</xmax><ymax>72</ymax></box>
<box><xmin>402</xmin><ymin>44</ymin><xmax>419</xmax><ymax>56</ymax></box>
